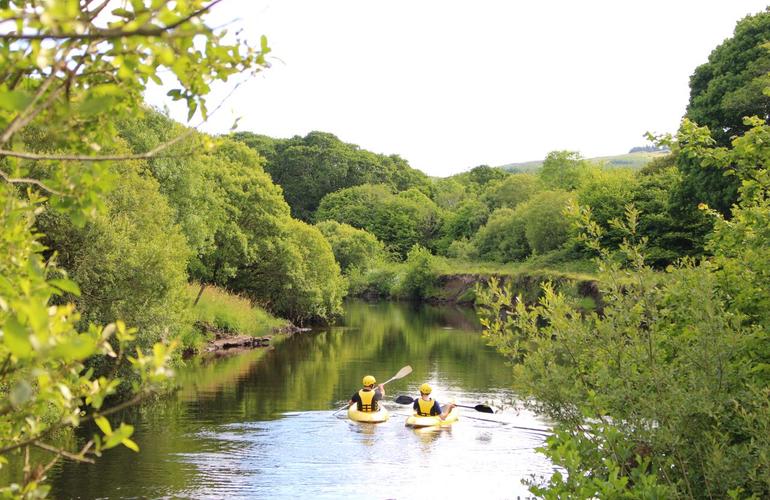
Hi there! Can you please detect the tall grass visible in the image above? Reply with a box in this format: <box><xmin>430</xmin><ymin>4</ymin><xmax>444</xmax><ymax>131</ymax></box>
<box><xmin>186</xmin><ymin>283</ymin><xmax>285</xmax><ymax>337</ymax></box>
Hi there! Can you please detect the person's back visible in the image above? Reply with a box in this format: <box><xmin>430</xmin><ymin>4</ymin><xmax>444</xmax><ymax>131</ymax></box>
<box><xmin>413</xmin><ymin>383</ymin><xmax>454</xmax><ymax>419</ymax></box>
<box><xmin>349</xmin><ymin>375</ymin><xmax>385</xmax><ymax>412</ymax></box>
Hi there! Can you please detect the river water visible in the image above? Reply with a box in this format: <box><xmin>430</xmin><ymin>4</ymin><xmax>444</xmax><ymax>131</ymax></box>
<box><xmin>48</xmin><ymin>300</ymin><xmax>555</xmax><ymax>499</ymax></box>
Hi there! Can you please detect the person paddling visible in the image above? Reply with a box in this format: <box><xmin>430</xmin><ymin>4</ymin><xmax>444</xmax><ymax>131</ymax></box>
<box><xmin>413</xmin><ymin>383</ymin><xmax>455</xmax><ymax>420</ymax></box>
<box><xmin>348</xmin><ymin>375</ymin><xmax>385</xmax><ymax>412</ymax></box>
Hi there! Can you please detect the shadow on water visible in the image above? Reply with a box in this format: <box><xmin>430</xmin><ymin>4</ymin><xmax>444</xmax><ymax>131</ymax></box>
<box><xmin>46</xmin><ymin>300</ymin><xmax>554</xmax><ymax>499</ymax></box>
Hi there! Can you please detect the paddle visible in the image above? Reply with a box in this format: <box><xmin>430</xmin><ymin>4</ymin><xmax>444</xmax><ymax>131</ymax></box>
<box><xmin>333</xmin><ymin>366</ymin><xmax>413</xmax><ymax>414</ymax></box>
<box><xmin>394</xmin><ymin>395</ymin><xmax>495</xmax><ymax>414</ymax></box>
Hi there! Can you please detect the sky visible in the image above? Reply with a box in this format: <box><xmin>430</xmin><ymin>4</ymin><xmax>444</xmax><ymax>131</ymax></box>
<box><xmin>146</xmin><ymin>1</ymin><xmax>770</xmax><ymax>177</ymax></box>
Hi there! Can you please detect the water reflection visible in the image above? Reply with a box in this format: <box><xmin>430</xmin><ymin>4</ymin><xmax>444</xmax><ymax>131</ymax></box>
<box><xmin>47</xmin><ymin>300</ymin><xmax>554</xmax><ymax>499</ymax></box>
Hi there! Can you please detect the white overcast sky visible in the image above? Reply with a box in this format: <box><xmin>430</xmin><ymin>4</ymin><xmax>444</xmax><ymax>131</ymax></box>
<box><xmin>146</xmin><ymin>1</ymin><xmax>770</xmax><ymax>177</ymax></box>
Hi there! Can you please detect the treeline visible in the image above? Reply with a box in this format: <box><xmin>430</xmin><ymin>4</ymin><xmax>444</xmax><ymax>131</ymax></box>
<box><xmin>35</xmin><ymin>111</ymin><xmax>347</xmax><ymax>339</ymax></box>
<box><xmin>476</xmin><ymin>10</ymin><xmax>770</xmax><ymax>499</ymax></box>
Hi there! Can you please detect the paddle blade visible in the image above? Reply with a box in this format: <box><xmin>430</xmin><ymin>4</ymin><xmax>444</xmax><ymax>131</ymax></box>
<box><xmin>392</xmin><ymin>365</ymin><xmax>412</xmax><ymax>380</ymax></box>
<box><xmin>474</xmin><ymin>404</ymin><xmax>495</xmax><ymax>414</ymax></box>
<box><xmin>395</xmin><ymin>395</ymin><xmax>415</xmax><ymax>405</ymax></box>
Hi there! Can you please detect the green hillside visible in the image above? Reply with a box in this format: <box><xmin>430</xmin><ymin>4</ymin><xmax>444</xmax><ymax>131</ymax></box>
<box><xmin>500</xmin><ymin>150</ymin><xmax>669</xmax><ymax>172</ymax></box>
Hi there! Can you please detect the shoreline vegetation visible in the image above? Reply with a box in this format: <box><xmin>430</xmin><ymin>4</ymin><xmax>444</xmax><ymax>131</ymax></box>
<box><xmin>3</xmin><ymin>2</ymin><xmax>770</xmax><ymax>498</ymax></box>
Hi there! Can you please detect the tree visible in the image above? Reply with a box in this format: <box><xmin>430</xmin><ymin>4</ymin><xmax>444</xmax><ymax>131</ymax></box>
<box><xmin>231</xmin><ymin>218</ymin><xmax>346</xmax><ymax>323</ymax></box>
<box><xmin>234</xmin><ymin>131</ymin><xmax>430</xmax><ymax>221</ymax></box>
<box><xmin>315</xmin><ymin>220</ymin><xmax>386</xmax><ymax>273</ymax></box>
<box><xmin>316</xmin><ymin>184</ymin><xmax>443</xmax><ymax>258</ymax></box>
<box><xmin>680</xmin><ymin>10</ymin><xmax>770</xmax><ymax>215</ymax></box>
<box><xmin>539</xmin><ymin>151</ymin><xmax>592</xmax><ymax>191</ymax></box>
<box><xmin>481</xmin><ymin>173</ymin><xmax>538</xmax><ymax>210</ymax></box>
<box><xmin>473</xmin><ymin>208</ymin><xmax>530</xmax><ymax>262</ymax></box>
<box><xmin>476</xmin><ymin>116</ymin><xmax>770</xmax><ymax>498</ymax></box>
<box><xmin>516</xmin><ymin>190</ymin><xmax>576</xmax><ymax>254</ymax></box>
<box><xmin>0</xmin><ymin>2</ymin><xmax>269</xmax><ymax>496</ymax></box>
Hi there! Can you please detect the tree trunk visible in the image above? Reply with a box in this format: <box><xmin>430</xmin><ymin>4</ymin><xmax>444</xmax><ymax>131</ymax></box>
<box><xmin>193</xmin><ymin>283</ymin><xmax>207</xmax><ymax>306</ymax></box>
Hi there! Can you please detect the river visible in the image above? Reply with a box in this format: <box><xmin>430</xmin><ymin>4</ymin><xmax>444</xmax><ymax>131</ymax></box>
<box><xmin>47</xmin><ymin>300</ymin><xmax>555</xmax><ymax>499</ymax></box>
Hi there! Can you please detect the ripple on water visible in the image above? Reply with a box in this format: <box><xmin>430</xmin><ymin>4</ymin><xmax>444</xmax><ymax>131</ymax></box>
<box><xmin>172</xmin><ymin>408</ymin><xmax>554</xmax><ymax>499</ymax></box>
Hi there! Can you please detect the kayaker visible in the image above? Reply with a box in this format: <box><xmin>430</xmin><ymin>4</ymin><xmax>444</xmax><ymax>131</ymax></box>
<box><xmin>348</xmin><ymin>375</ymin><xmax>385</xmax><ymax>412</ymax></box>
<box><xmin>413</xmin><ymin>383</ymin><xmax>456</xmax><ymax>420</ymax></box>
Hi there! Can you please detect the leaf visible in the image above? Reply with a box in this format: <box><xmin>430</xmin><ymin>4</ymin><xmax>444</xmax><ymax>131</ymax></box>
<box><xmin>94</xmin><ymin>416</ymin><xmax>112</xmax><ymax>435</ymax></box>
<box><xmin>122</xmin><ymin>438</ymin><xmax>139</xmax><ymax>452</ymax></box>
<box><xmin>48</xmin><ymin>278</ymin><xmax>81</xmax><ymax>296</ymax></box>
<box><xmin>0</xmin><ymin>90</ymin><xmax>33</xmax><ymax>112</ymax></box>
<box><xmin>9</xmin><ymin>380</ymin><xmax>33</xmax><ymax>407</ymax></box>
<box><xmin>3</xmin><ymin>315</ymin><xmax>32</xmax><ymax>358</ymax></box>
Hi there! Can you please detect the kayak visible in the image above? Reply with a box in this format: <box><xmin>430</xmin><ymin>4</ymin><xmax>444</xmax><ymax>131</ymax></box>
<box><xmin>405</xmin><ymin>407</ymin><xmax>459</xmax><ymax>428</ymax></box>
<box><xmin>347</xmin><ymin>405</ymin><xmax>390</xmax><ymax>423</ymax></box>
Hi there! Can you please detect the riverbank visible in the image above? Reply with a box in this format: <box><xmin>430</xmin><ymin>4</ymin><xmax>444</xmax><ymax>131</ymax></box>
<box><xmin>348</xmin><ymin>254</ymin><xmax>601</xmax><ymax>309</ymax></box>
<box><xmin>182</xmin><ymin>284</ymin><xmax>294</xmax><ymax>358</ymax></box>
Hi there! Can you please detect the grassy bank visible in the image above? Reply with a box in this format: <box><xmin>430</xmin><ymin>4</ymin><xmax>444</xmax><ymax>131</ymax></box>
<box><xmin>180</xmin><ymin>284</ymin><xmax>287</xmax><ymax>352</ymax></box>
<box><xmin>349</xmin><ymin>250</ymin><xmax>599</xmax><ymax>307</ymax></box>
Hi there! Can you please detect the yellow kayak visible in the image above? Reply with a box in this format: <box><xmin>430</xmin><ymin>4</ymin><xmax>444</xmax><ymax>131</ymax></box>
<box><xmin>347</xmin><ymin>405</ymin><xmax>390</xmax><ymax>423</ymax></box>
<box><xmin>405</xmin><ymin>407</ymin><xmax>459</xmax><ymax>428</ymax></box>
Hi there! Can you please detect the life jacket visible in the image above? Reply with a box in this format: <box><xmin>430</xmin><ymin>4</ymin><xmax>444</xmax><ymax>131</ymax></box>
<box><xmin>358</xmin><ymin>389</ymin><xmax>378</xmax><ymax>412</ymax></box>
<box><xmin>416</xmin><ymin>397</ymin><xmax>437</xmax><ymax>416</ymax></box>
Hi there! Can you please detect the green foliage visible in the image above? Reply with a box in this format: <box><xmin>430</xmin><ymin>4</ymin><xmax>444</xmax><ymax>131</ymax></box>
<box><xmin>576</xmin><ymin>168</ymin><xmax>638</xmax><ymax>246</ymax></box>
<box><xmin>0</xmin><ymin>1</ymin><xmax>269</xmax><ymax>496</ymax></box>
<box><xmin>517</xmin><ymin>190</ymin><xmax>576</xmax><ymax>254</ymax></box>
<box><xmin>680</xmin><ymin>11</ymin><xmax>770</xmax><ymax>215</ymax></box>
<box><xmin>233</xmin><ymin>131</ymin><xmax>430</xmax><ymax>221</ymax></box>
<box><xmin>0</xmin><ymin>185</ymin><xmax>174</xmax><ymax>497</ymax></box>
<box><xmin>477</xmin><ymin>117</ymin><xmax>770</xmax><ymax>498</ymax></box>
<box><xmin>436</xmin><ymin>198</ymin><xmax>489</xmax><ymax>253</ymax></box>
<box><xmin>395</xmin><ymin>245</ymin><xmax>444</xmax><ymax>300</ymax></box>
<box><xmin>631</xmin><ymin>163</ymin><xmax>709</xmax><ymax>266</ymax></box>
<box><xmin>232</xmin><ymin>218</ymin><xmax>346</xmax><ymax>323</ymax></box>
<box><xmin>316</xmin><ymin>184</ymin><xmax>443</xmax><ymax>258</ymax></box>
<box><xmin>315</xmin><ymin>220</ymin><xmax>387</xmax><ymax>273</ymax></box>
<box><xmin>186</xmin><ymin>284</ymin><xmax>283</xmax><ymax>338</ymax></box>
<box><xmin>687</xmin><ymin>10</ymin><xmax>770</xmax><ymax>146</ymax></box>
<box><xmin>37</xmin><ymin>164</ymin><xmax>190</xmax><ymax>350</ymax></box>
<box><xmin>538</xmin><ymin>151</ymin><xmax>593</xmax><ymax>191</ymax></box>
<box><xmin>473</xmin><ymin>208</ymin><xmax>530</xmax><ymax>262</ymax></box>
<box><xmin>481</xmin><ymin>173</ymin><xmax>538</xmax><ymax>210</ymax></box>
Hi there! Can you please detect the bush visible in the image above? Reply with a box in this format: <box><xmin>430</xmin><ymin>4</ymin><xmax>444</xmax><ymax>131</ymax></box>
<box><xmin>395</xmin><ymin>245</ymin><xmax>443</xmax><ymax>299</ymax></box>
<box><xmin>315</xmin><ymin>220</ymin><xmax>387</xmax><ymax>273</ymax></box>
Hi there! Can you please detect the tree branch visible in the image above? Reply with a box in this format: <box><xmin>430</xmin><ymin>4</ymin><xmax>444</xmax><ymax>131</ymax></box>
<box><xmin>0</xmin><ymin>127</ymin><xmax>194</xmax><ymax>162</ymax></box>
<box><xmin>0</xmin><ymin>168</ymin><xmax>63</xmax><ymax>195</ymax></box>
<box><xmin>1</xmin><ymin>0</ymin><xmax>225</xmax><ymax>41</ymax></box>
<box><xmin>34</xmin><ymin>441</ymin><xmax>96</xmax><ymax>464</ymax></box>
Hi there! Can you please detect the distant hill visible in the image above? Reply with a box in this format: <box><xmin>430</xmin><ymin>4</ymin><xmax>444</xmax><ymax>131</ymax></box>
<box><xmin>500</xmin><ymin>151</ymin><xmax>670</xmax><ymax>173</ymax></box>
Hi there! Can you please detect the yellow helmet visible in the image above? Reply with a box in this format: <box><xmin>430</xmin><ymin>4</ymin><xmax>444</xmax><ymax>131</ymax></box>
<box><xmin>419</xmin><ymin>383</ymin><xmax>432</xmax><ymax>395</ymax></box>
<box><xmin>362</xmin><ymin>375</ymin><xmax>376</xmax><ymax>386</ymax></box>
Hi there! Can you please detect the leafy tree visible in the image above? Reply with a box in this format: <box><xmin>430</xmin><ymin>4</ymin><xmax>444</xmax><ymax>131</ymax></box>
<box><xmin>473</xmin><ymin>208</ymin><xmax>530</xmax><ymax>262</ymax></box>
<box><xmin>481</xmin><ymin>172</ymin><xmax>538</xmax><ymax>210</ymax></box>
<box><xmin>231</xmin><ymin>218</ymin><xmax>346</xmax><ymax>323</ymax></box>
<box><xmin>431</xmin><ymin>177</ymin><xmax>467</xmax><ymax>210</ymax></box>
<box><xmin>316</xmin><ymin>220</ymin><xmax>387</xmax><ymax>273</ymax></box>
<box><xmin>37</xmin><ymin>164</ymin><xmax>190</xmax><ymax>350</ymax></box>
<box><xmin>538</xmin><ymin>151</ymin><xmax>592</xmax><ymax>191</ymax></box>
<box><xmin>316</xmin><ymin>184</ymin><xmax>443</xmax><ymax>258</ymax></box>
<box><xmin>687</xmin><ymin>10</ymin><xmax>770</xmax><ymax>146</ymax></box>
<box><xmin>395</xmin><ymin>245</ymin><xmax>444</xmax><ymax>300</ymax></box>
<box><xmin>476</xmin><ymin>116</ymin><xmax>770</xmax><ymax>498</ymax></box>
<box><xmin>234</xmin><ymin>131</ymin><xmax>430</xmax><ymax>221</ymax></box>
<box><xmin>576</xmin><ymin>168</ymin><xmax>637</xmax><ymax>246</ymax></box>
<box><xmin>680</xmin><ymin>11</ymin><xmax>770</xmax><ymax>215</ymax></box>
<box><xmin>436</xmin><ymin>198</ymin><xmax>489</xmax><ymax>253</ymax></box>
<box><xmin>0</xmin><ymin>1</ymin><xmax>269</xmax><ymax>496</ymax></box>
<box><xmin>516</xmin><ymin>190</ymin><xmax>576</xmax><ymax>254</ymax></box>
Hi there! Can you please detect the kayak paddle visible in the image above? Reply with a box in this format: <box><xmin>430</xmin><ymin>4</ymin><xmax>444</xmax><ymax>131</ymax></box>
<box><xmin>394</xmin><ymin>394</ymin><xmax>495</xmax><ymax>414</ymax></box>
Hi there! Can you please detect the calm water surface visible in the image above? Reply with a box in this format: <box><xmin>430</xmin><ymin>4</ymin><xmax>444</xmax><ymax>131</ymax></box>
<box><xmin>49</xmin><ymin>300</ymin><xmax>555</xmax><ymax>499</ymax></box>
